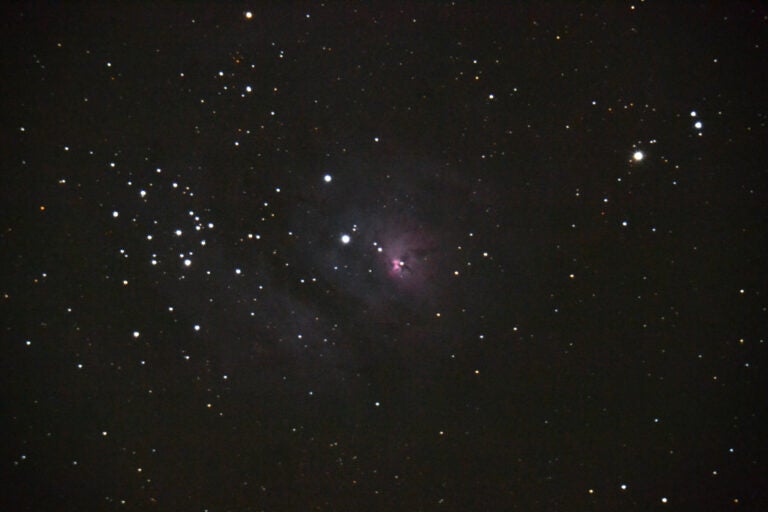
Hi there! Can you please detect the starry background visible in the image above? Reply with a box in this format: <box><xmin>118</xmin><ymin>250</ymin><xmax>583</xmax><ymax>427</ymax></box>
<box><xmin>1</xmin><ymin>2</ymin><xmax>766</xmax><ymax>510</ymax></box>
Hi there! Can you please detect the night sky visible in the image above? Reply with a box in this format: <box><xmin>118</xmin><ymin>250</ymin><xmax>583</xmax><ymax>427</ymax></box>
<box><xmin>2</xmin><ymin>3</ymin><xmax>767</xmax><ymax>510</ymax></box>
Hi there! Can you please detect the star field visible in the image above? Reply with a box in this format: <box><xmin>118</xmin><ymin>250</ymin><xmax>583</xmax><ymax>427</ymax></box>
<box><xmin>1</xmin><ymin>3</ymin><xmax>766</xmax><ymax>510</ymax></box>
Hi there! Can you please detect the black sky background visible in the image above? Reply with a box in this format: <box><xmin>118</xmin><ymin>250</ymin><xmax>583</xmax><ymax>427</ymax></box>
<box><xmin>1</xmin><ymin>2</ymin><xmax>767</xmax><ymax>510</ymax></box>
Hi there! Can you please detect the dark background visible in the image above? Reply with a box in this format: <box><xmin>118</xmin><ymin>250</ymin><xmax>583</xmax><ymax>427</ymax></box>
<box><xmin>1</xmin><ymin>2</ymin><xmax>766</xmax><ymax>510</ymax></box>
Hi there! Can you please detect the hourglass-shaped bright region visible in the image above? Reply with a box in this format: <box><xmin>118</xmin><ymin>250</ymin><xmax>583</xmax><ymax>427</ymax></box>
<box><xmin>389</xmin><ymin>258</ymin><xmax>412</xmax><ymax>277</ymax></box>
<box><xmin>376</xmin><ymin>223</ymin><xmax>437</xmax><ymax>293</ymax></box>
